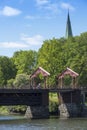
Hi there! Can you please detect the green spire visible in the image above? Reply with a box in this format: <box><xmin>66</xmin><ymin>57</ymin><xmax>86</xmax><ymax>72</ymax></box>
<box><xmin>65</xmin><ymin>11</ymin><xmax>73</xmax><ymax>38</ymax></box>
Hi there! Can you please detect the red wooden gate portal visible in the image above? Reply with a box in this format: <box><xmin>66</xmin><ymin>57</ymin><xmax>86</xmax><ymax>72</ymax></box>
<box><xmin>57</xmin><ymin>67</ymin><xmax>79</xmax><ymax>88</ymax></box>
<box><xmin>30</xmin><ymin>67</ymin><xmax>50</xmax><ymax>88</ymax></box>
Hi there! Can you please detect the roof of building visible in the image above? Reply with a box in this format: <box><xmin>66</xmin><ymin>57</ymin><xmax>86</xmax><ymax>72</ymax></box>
<box><xmin>30</xmin><ymin>66</ymin><xmax>50</xmax><ymax>78</ymax></box>
<box><xmin>58</xmin><ymin>67</ymin><xmax>79</xmax><ymax>79</ymax></box>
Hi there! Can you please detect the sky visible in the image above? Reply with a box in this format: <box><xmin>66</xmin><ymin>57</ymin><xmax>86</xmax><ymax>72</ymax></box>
<box><xmin>0</xmin><ymin>0</ymin><xmax>87</xmax><ymax>57</ymax></box>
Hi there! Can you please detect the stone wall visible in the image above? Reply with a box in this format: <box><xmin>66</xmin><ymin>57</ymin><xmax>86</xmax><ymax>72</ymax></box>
<box><xmin>59</xmin><ymin>103</ymin><xmax>81</xmax><ymax>118</ymax></box>
<box><xmin>25</xmin><ymin>106</ymin><xmax>49</xmax><ymax>119</ymax></box>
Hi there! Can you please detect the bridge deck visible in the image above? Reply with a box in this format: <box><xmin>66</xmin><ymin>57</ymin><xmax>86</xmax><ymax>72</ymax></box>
<box><xmin>0</xmin><ymin>89</ymin><xmax>49</xmax><ymax>93</ymax></box>
<box><xmin>0</xmin><ymin>89</ymin><xmax>49</xmax><ymax>106</ymax></box>
<box><xmin>0</xmin><ymin>88</ymin><xmax>86</xmax><ymax>106</ymax></box>
<box><xmin>0</xmin><ymin>88</ymin><xmax>85</xmax><ymax>93</ymax></box>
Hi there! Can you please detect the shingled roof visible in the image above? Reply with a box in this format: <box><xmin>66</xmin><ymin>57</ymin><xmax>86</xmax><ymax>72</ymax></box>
<box><xmin>30</xmin><ymin>67</ymin><xmax>50</xmax><ymax>78</ymax></box>
<box><xmin>58</xmin><ymin>67</ymin><xmax>79</xmax><ymax>79</ymax></box>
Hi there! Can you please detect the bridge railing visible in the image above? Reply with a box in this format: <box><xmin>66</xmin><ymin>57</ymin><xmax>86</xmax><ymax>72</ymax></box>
<box><xmin>0</xmin><ymin>85</ymin><xmax>87</xmax><ymax>90</ymax></box>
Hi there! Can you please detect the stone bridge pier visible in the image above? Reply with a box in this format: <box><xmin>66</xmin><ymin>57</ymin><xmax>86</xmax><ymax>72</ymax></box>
<box><xmin>58</xmin><ymin>89</ymin><xmax>82</xmax><ymax>118</ymax></box>
<box><xmin>25</xmin><ymin>89</ymin><xmax>49</xmax><ymax>119</ymax></box>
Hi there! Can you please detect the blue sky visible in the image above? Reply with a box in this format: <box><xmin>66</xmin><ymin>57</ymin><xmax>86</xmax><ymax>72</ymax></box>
<box><xmin>0</xmin><ymin>0</ymin><xmax>87</xmax><ymax>57</ymax></box>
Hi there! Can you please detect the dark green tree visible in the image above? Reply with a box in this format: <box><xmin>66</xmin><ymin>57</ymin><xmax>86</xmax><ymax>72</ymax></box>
<box><xmin>0</xmin><ymin>56</ymin><xmax>17</xmax><ymax>86</ymax></box>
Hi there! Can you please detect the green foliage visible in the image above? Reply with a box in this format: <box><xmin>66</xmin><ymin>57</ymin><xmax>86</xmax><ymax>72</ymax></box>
<box><xmin>8</xmin><ymin>105</ymin><xmax>27</xmax><ymax>114</ymax></box>
<box><xmin>49</xmin><ymin>93</ymin><xmax>58</xmax><ymax>113</ymax></box>
<box><xmin>0</xmin><ymin>32</ymin><xmax>87</xmax><ymax>87</ymax></box>
<box><xmin>13</xmin><ymin>73</ymin><xmax>30</xmax><ymax>88</ymax></box>
<box><xmin>13</xmin><ymin>50</ymin><xmax>37</xmax><ymax>74</ymax></box>
<box><xmin>7</xmin><ymin>79</ymin><xmax>15</xmax><ymax>88</ymax></box>
<box><xmin>0</xmin><ymin>56</ymin><xmax>16</xmax><ymax>86</ymax></box>
<box><xmin>37</xmin><ymin>33</ymin><xmax>87</xmax><ymax>87</ymax></box>
<box><xmin>49</xmin><ymin>100</ymin><xmax>58</xmax><ymax>113</ymax></box>
<box><xmin>37</xmin><ymin>38</ymin><xmax>66</xmax><ymax>86</ymax></box>
<box><xmin>0</xmin><ymin>106</ymin><xmax>9</xmax><ymax>114</ymax></box>
<box><xmin>64</xmin><ymin>75</ymin><xmax>72</xmax><ymax>87</ymax></box>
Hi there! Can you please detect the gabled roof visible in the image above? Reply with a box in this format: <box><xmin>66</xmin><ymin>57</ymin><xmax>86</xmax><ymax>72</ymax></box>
<box><xmin>58</xmin><ymin>67</ymin><xmax>79</xmax><ymax>79</ymax></box>
<box><xmin>30</xmin><ymin>67</ymin><xmax>50</xmax><ymax>78</ymax></box>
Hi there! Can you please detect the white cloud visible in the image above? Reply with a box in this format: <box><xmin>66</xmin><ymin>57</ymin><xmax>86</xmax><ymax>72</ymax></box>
<box><xmin>61</xmin><ymin>2</ymin><xmax>75</xmax><ymax>11</ymax></box>
<box><xmin>21</xmin><ymin>34</ymin><xmax>44</xmax><ymax>46</ymax></box>
<box><xmin>36</xmin><ymin>0</ymin><xmax>59</xmax><ymax>14</ymax></box>
<box><xmin>0</xmin><ymin>6</ymin><xmax>21</xmax><ymax>16</ymax></box>
<box><xmin>44</xmin><ymin>3</ymin><xmax>59</xmax><ymax>13</ymax></box>
<box><xmin>25</xmin><ymin>15</ymin><xmax>40</xmax><ymax>19</ymax></box>
<box><xmin>25</xmin><ymin>15</ymin><xmax>51</xmax><ymax>20</ymax></box>
<box><xmin>25</xmin><ymin>15</ymin><xmax>35</xmax><ymax>19</ymax></box>
<box><xmin>0</xmin><ymin>34</ymin><xmax>44</xmax><ymax>49</ymax></box>
<box><xmin>0</xmin><ymin>42</ymin><xmax>28</xmax><ymax>48</ymax></box>
<box><xmin>36</xmin><ymin>0</ymin><xmax>49</xmax><ymax>5</ymax></box>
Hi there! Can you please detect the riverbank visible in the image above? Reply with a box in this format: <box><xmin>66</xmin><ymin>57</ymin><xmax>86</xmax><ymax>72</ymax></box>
<box><xmin>0</xmin><ymin>106</ymin><xmax>27</xmax><ymax>115</ymax></box>
<box><xmin>0</xmin><ymin>106</ymin><xmax>9</xmax><ymax>115</ymax></box>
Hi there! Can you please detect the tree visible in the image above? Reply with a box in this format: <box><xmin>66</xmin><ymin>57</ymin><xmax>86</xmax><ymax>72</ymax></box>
<box><xmin>0</xmin><ymin>56</ymin><xmax>17</xmax><ymax>86</ymax></box>
<box><xmin>13</xmin><ymin>73</ymin><xmax>30</xmax><ymax>88</ymax></box>
<box><xmin>37</xmin><ymin>38</ymin><xmax>66</xmax><ymax>86</ymax></box>
<box><xmin>37</xmin><ymin>32</ymin><xmax>87</xmax><ymax>87</ymax></box>
<box><xmin>13</xmin><ymin>50</ymin><xmax>37</xmax><ymax>74</ymax></box>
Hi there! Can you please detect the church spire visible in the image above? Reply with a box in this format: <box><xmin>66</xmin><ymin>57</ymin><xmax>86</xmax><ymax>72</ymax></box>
<box><xmin>65</xmin><ymin>11</ymin><xmax>73</xmax><ymax>38</ymax></box>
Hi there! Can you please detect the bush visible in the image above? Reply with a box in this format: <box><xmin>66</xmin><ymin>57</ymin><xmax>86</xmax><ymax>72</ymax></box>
<box><xmin>49</xmin><ymin>100</ymin><xmax>58</xmax><ymax>114</ymax></box>
<box><xmin>13</xmin><ymin>73</ymin><xmax>30</xmax><ymax>88</ymax></box>
<box><xmin>8</xmin><ymin>105</ymin><xmax>27</xmax><ymax>114</ymax></box>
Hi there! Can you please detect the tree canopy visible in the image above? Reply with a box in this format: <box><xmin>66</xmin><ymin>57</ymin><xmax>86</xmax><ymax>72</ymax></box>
<box><xmin>37</xmin><ymin>32</ymin><xmax>87</xmax><ymax>87</ymax></box>
<box><xmin>0</xmin><ymin>32</ymin><xmax>87</xmax><ymax>88</ymax></box>
<box><xmin>0</xmin><ymin>56</ymin><xmax>16</xmax><ymax>86</ymax></box>
<box><xmin>13</xmin><ymin>50</ymin><xmax>37</xmax><ymax>74</ymax></box>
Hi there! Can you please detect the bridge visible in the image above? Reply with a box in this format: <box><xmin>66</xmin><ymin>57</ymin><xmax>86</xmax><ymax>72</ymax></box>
<box><xmin>0</xmin><ymin>88</ymin><xmax>49</xmax><ymax>119</ymax></box>
<box><xmin>0</xmin><ymin>67</ymin><xmax>87</xmax><ymax>118</ymax></box>
<box><xmin>0</xmin><ymin>88</ymin><xmax>86</xmax><ymax>119</ymax></box>
<box><xmin>0</xmin><ymin>88</ymin><xmax>80</xmax><ymax>105</ymax></box>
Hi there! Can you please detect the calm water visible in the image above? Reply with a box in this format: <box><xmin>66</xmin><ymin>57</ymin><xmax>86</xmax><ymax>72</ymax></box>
<box><xmin>0</xmin><ymin>115</ymin><xmax>87</xmax><ymax>130</ymax></box>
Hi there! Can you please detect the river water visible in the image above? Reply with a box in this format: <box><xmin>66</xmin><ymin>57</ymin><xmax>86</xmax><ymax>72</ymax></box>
<box><xmin>0</xmin><ymin>115</ymin><xmax>87</xmax><ymax>130</ymax></box>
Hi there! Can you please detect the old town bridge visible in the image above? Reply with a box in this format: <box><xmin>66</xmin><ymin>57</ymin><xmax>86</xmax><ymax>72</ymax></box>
<box><xmin>0</xmin><ymin>88</ymin><xmax>86</xmax><ymax>118</ymax></box>
<box><xmin>0</xmin><ymin>67</ymin><xmax>87</xmax><ymax>118</ymax></box>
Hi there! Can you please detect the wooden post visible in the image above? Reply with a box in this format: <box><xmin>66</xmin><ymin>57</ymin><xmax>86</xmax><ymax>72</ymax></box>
<box><xmin>33</xmin><ymin>78</ymin><xmax>36</xmax><ymax>89</ymax></box>
<box><xmin>73</xmin><ymin>77</ymin><xmax>76</xmax><ymax>88</ymax></box>
<box><xmin>72</xmin><ymin>77</ymin><xmax>74</xmax><ymax>88</ymax></box>
<box><xmin>74</xmin><ymin>77</ymin><xmax>76</xmax><ymax>88</ymax></box>
<box><xmin>60</xmin><ymin>78</ymin><xmax>63</xmax><ymax>88</ymax></box>
<box><xmin>44</xmin><ymin>77</ymin><xmax>47</xmax><ymax>89</ymax></box>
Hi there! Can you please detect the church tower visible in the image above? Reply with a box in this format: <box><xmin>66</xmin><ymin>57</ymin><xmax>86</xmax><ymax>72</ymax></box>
<box><xmin>65</xmin><ymin>11</ymin><xmax>73</xmax><ymax>38</ymax></box>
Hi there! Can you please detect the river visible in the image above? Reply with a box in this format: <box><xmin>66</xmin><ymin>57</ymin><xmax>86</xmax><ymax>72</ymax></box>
<box><xmin>0</xmin><ymin>115</ymin><xmax>87</xmax><ymax>130</ymax></box>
